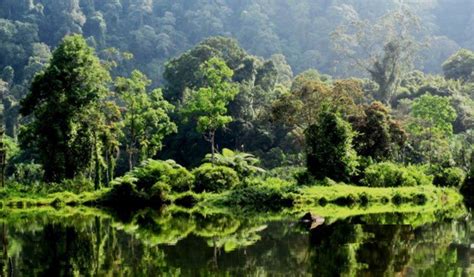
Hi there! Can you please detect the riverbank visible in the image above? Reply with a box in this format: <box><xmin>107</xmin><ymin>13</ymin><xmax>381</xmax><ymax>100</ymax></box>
<box><xmin>0</xmin><ymin>182</ymin><xmax>464</xmax><ymax>215</ymax></box>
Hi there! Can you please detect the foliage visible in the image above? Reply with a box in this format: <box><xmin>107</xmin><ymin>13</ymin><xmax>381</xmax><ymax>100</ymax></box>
<box><xmin>432</xmin><ymin>167</ymin><xmax>466</xmax><ymax>188</ymax></box>
<box><xmin>332</xmin><ymin>9</ymin><xmax>422</xmax><ymax>104</ymax></box>
<box><xmin>406</xmin><ymin>93</ymin><xmax>458</xmax><ymax>165</ymax></box>
<box><xmin>192</xmin><ymin>163</ymin><xmax>240</xmax><ymax>193</ymax></box>
<box><xmin>271</xmin><ymin>79</ymin><xmax>363</xmax><ymax>146</ymax></box>
<box><xmin>305</xmin><ymin>111</ymin><xmax>358</xmax><ymax>182</ymax></box>
<box><xmin>362</xmin><ymin>162</ymin><xmax>433</xmax><ymax>187</ymax></box>
<box><xmin>349</xmin><ymin>102</ymin><xmax>407</xmax><ymax>161</ymax></box>
<box><xmin>442</xmin><ymin>49</ymin><xmax>474</xmax><ymax>82</ymax></box>
<box><xmin>203</xmin><ymin>148</ymin><xmax>264</xmax><ymax>178</ymax></box>
<box><xmin>223</xmin><ymin>178</ymin><xmax>295</xmax><ymax>211</ymax></box>
<box><xmin>10</xmin><ymin>162</ymin><xmax>44</xmax><ymax>186</ymax></box>
<box><xmin>130</xmin><ymin>159</ymin><xmax>193</xmax><ymax>193</ymax></box>
<box><xmin>19</xmin><ymin>34</ymin><xmax>112</xmax><ymax>182</ymax></box>
<box><xmin>410</xmin><ymin>93</ymin><xmax>457</xmax><ymax>136</ymax></box>
<box><xmin>181</xmin><ymin>57</ymin><xmax>239</xmax><ymax>161</ymax></box>
<box><xmin>115</xmin><ymin>70</ymin><xmax>177</xmax><ymax>170</ymax></box>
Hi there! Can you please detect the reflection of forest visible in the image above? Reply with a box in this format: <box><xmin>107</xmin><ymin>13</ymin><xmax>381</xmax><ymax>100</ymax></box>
<box><xmin>0</xmin><ymin>209</ymin><xmax>472</xmax><ymax>276</ymax></box>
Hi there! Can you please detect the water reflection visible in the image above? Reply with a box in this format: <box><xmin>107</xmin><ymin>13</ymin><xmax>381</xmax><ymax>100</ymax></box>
<box><xmin>0</xmin><ymin>208</ymin><xmax>472</xmax><ymax>276</ymax></box>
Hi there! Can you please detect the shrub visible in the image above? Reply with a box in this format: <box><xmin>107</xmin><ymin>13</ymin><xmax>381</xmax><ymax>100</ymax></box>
<box><xmin>131</xmin><ymin>159</ymin><xmax>193</xmax><ymax>192</ymax></box>
<box><xmin>295</xmin><ymin>169</ymin><xmax>338</xmax><ymax>186</ymax></box>
<box><xmin>105</xmin><ymin>176</ymin><xmax>144</xmax><ymax>205</ymax></box>
<box><xmin>103</xmin><ymin>174</ymin><xmax>171</xmax><ymax>206</ymax></box>
<box><xmin>149</xmin><ymin>182</ymin><xmax>171</xmax><ymax>202</ymax></box>
<box><xmin>265</xmin><ymin>166</ymin><xmax>303</xmax><ymax>181</ymax></box>
<box><xmin>225</xmin><ymin>178</ymin><xmax>295</xmax><ymax>210</ymax></box>
<box><xmin>169</xmin><ymin>167</ymin><xmax>195</xmax><ymax>192</ymax></box>
<box><xmin>10</xmin><ymin>163</ymin><xmax>44</xmax><ymax>186</ymax></box>
<box><xmin>203</xmin><ymin>148</ymin><xmax>265</xmax><ymax>178</ymax></box>
<box><xmin>58</xmin><ymin>176</ymin><xmax>95</xmax><ymax>193</ymax></box>
<box><xmin>192</xmin><ymin>163</ymin><xmax>240</xmax><ymax>193</ymax></box>
<box><xmin>294</xmin><ymin>170</ymin><xmax>316</xmax><ymax>185</ymax></box>
<box><xmin>362</xmin><ymin>162</ymin><xmax>432</xmax><ymax>187</ymax></box>
<box><xmin>433</xmin><ymin>167</ymin><xmax>466</xmax><ymax>188</ymax></box>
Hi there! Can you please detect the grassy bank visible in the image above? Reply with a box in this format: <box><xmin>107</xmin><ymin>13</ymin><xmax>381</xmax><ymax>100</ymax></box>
<box><xmin>0</xmin><ymin>180</ymin><xmax>464</xmax><ymax>218</ymax></box>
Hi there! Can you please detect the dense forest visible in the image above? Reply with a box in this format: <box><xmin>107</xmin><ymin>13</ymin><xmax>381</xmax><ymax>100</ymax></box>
<box><xmin>2</xmin><ymin>1</ymin><xmax>474</xmax><ymax>275</ymax></box>
<box><xmin>0</xmin><ymin>0</ymin><xmax>472</xmax><ymax>209</ymax></box>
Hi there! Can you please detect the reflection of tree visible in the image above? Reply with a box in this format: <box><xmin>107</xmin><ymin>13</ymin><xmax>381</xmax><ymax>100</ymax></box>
<box><xmin>307</xmin><ymin>214</ymin><xmax>473</xmax><ymax>276</ymax></box>
<box><xmin>1</xmin><ymin>209</ymin><xmax>473</xmax><ymax>275</ymax></box>
<box><xmin>308</xmin><ymin>222</ymin><xmax>363</xmax><ymax>276</ymax></box>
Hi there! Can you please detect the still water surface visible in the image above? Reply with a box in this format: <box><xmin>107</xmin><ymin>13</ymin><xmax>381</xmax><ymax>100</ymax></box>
<box><xmin>1</xmin><ymin>208</ymin><xmax>473</xmax><ymax>276</ymax></box>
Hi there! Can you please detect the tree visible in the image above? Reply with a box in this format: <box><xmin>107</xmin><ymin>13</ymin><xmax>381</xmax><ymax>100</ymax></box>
<box><xmin>332</xmin><ymin>8</ymin><xmax>422</xmax><ymax>104</ymax></box>
<box><xmin>442</xmin><ymin>49</ymin><xmax>474</xmax><ymax>82</ymax></box>
<box><xmin>163</xmin><ymin>36</ymin><xmax>247</xmax><ymax>101</ymax></box>
<box><xmin>20</xmin><ymin>35</ymin><xmax>111</xmax><ymax>182</ymax></box>
<box><xmin>349</xmin><ymin>102</ymin><xmax>407</xmax><ymax>161</ymax></box>
<box><xmin>0</xmin><ymin>80</ymin><xmax>6</xmax><ymax>187</ymax></box>
<box><xmin>271</xmin><ymin>79</ymin><xmax>363</xmax><ymax>146</ymax></box>
<box><xmin>408</xmin><ymin>93</ymin><xmax>457</xmax><ymax>165</ymax></box>
<box><xmin>115</xmin><ymin>70</ymin><xmax>177</xmax><ymax>170</ymax></box>
<box><xmin>181</xmin><ymin>57</ymin><xmax>239</xmax><ymax>164</ymax></box>
<box><xmin>305</xmin><ymin>111</ymin><xmax>358</xmax><ymax>182</ymax></box>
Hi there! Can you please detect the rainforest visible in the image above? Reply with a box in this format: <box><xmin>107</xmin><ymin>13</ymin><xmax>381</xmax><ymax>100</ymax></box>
<box><xmin>0</xmin><ymin>0</ymin><xmax>473</xmax><ymax>275</ymax></box>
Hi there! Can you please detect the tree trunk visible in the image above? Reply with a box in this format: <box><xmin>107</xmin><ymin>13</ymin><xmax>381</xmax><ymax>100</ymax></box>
<box><xmin>128</xmin><ymin>147</ymin><xmax>134</xmax><ymax>171</ymax></box>
<box><xmin>94</xmin><ymin>131</ymin><xmax>100</xmax><ymax>190</ymax></box>
<box><xmin>210</xmin><ymin>130</ymin><xmax>216</xmax><ymax>166</ymax></box>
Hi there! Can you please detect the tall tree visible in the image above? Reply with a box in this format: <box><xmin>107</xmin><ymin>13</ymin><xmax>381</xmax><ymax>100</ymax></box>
<box><xmin>305</xmin><ymin>111</ymin><xmax>358</xmax><ymax>182</ymax></box>
<box><xmin>408</xmin><ymin>93</ymin><xmax>457</xmax><ymax>165</ymax></box>
<box><xmin>181</xmin><ymin>57</ymin><xmax>239</xmax><ymax>163</ymax></box>
<box><xmin>20</xmin><ymin>34</ymin><xmax>111</xmax><ymax>182</ymax></box>
<box><xmin>332</xmin><ymin>8</ymin><xmax>422</xmax><ymax>105</ymax></box>
<box><xmin>271</xmin><ymin>78</ymin><xmax>363</xmax><ymax>146</ymax></box>
<box><xmin>115</xmin><ymin>70</ymin><xmax>177</xmax><ymax>170</ymax></box>
<box><xmin>442</xmin><ymin>49</ymin><xmax>474</xmax><ymax>83</ymax></box>
<box><xmin>349</xmin><ymin>102</ymin><xmax>407</xmax><ymax>161</ymax></box>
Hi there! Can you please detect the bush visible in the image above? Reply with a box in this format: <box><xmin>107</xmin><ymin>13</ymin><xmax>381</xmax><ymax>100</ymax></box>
<box><xmin>104</xmin><ymin>176</ymin><xmax>144</xmax><ymax>205</ymax></box>
<box><xmin>295</xmin><ymin>169</ymin><xmax>339</xmax><ymax>186</ymax></box>
<box><xmin>265</xmin><ymin>166</ymin><xmax>303</xmax><ymax>181</ymax></box>
<box><xmin>131</xmin><ymin>159</ymin><xmax>193</xmax><ymax>192</ymax></box>
<box><xmin>203</xmin><ymin>148</ymin><xmax>265</xmax><ymax>178</ymax></box>
<box><xmin>169</xmin><ymin>166</ymin><xmax>195</xmax><ymax>192</ymax></box>
<box><xmin>10</xmin><ymin>163</ymin><xmax>44</xmax><ymax>186</ymax></box>
<box><xmin>58</xmin><ymin>176</ymin><xmax>95</xmax><ymax>193</ymax></box>
<box><xmin>225</xmin><ymin>178</ymin><xmax>295</xmax><ymax>210</ymax></box>
<box><xmin>103</xmin><ymin>175</ymin><xmax>170</xmax><ymax>206</ymax></box>
<box><xmin>362</xmin><ymin>162</ymin><xmax>433</xmax><ymax>187</ymax></box>
<box><xmin>192</xmin><ymin>163</ymin><xmax>240</xmax><ymax>193</ymax></box>
<box><xmin>433</xmin><ymin>167</ymin><xmax>466</xmax><ymax>188</ymax></box>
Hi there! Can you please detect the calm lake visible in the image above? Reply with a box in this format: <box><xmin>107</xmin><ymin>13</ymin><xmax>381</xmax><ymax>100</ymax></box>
<box><xmin>1</xmin><ymin>207</ymin><xmax>473</xmax><ymax>276</ymax></box>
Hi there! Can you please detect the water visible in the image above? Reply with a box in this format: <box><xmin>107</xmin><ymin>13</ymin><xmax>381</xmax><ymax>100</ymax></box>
<box><xmin>1</xmin><ymin>207</ymin><xmax>473</xmax><ymax>276</ymax></box>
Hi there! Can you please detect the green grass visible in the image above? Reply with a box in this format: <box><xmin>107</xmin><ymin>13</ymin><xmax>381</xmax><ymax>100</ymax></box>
<box><xmin>0</xmin><ymin>181</ymin><xmax>465</xmax><ymax>226</ymax></box>
<box><xmin>0</xmin><ymin>188</ymin><xmax>109</xmax><ymax>208</ymax></box>
<box><xmin>296</xmin><ymin>185</ymin><xmax>461</xmax><ymax>206</ymax></box>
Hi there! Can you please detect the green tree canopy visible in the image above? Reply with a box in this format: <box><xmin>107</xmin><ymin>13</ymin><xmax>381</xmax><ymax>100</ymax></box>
<box><xmin>20</xmin><ymin>34</ymin><xmax>111</xmax><ymax>182</ymax></box>
<box><xmin>115</xmin><ymin>70</ymin><xmax>177</xmax><ymax>170</ymax></box>
<box><xmin>181</xmin><ymin>57</ymin><xmax>239</xmax><ymax>163</ymax></box>
<box><xmin>411</xmin><ymin>93</ymin><xmax>457</xmax><ymax>136</ymax></box>
<box><xmin>442</xmin><ymin>49</ymin><xmax>474</xmax><ymax>82</ymax></box>
<box><xmin>305</xmin><ymin>111</ymin><xmax>358</xmax><ymax>182</ymax></box>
